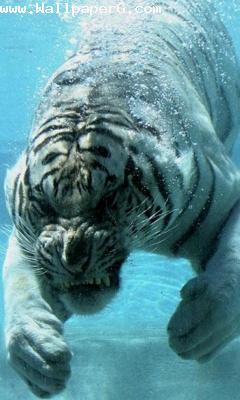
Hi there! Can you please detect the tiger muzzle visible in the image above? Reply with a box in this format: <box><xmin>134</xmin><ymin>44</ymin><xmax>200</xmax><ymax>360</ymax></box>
<box><xmin>62</xmin><ymin>229</ymin><xmax>88</xmax><ymax>267</ymax></box>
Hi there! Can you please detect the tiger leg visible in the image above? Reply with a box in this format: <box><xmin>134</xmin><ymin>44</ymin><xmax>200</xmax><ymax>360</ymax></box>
<box><xmin>168</xmin><ymin>200</ymin><xmax>240</xmax><ymax>362</ymax></box>
<box><xmin>3</xmin><ymin>231</ymin><xmax>72</xmax><ymax>398</ymax></box>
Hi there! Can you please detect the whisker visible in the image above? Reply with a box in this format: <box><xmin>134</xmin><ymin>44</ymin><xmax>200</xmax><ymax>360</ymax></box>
<box><xmin>126</xmin><ymin>198</ymin><xmax>149</xmax><ymax>216</ymax></box>
<box><xmin>0</xmin><ymin>244</ymin><xmax>7</xmax><ymax>257</ymax></box>
<box><xmin>0</xmin><ymin>224</ymin><xmax>12</xmax><ymax>237</ymax></box>
<box><xmin>18</xmin><ymin>238</ymin><xmax>32</xmax><ymax>250</ymax></box>
<box><xmin>22</xmin><ymin>255</ymin><xmax>38</xmax><ymax>264</ymax></box>
<box><xmin>135</xmin><ymin>207</ymin><xmax>176</xmax><ymax>231</ymax></box>
<box><xmin>33</xmin><ymin>269</ymin><xmax>49</xmax><ymax>277</ymax></box>
<box><xmin>18</xmin><ymin>224</ymin><xmax>36</xmax><ymax>244</ymax></box>
<box><xmin>13</xmin><ymin>217</ymin><xmax>36</xmax><ymax>258</ymax></box>
<box><xmin>144</xmin><ymin>223</ymin><xmax>179</xmax><ymax>250</ymax></box>
<box><xmin>137</xmin><ymin>211</ymin><xmax>178</xmax><ymax>239</ymax></box>
<box><xmin>129</xmin><ymin>206</ymin><xmax>179</xmax><ymax>247</ymax></box>
<box><xmin>131</xmin><ymin>200</ymin><xmax>156</xmax><ymax>221</ymax></box>
<box><xmin>131</xmin><ymin>215</ymin><xmax>179</xmax><ymax>250</ymax></box>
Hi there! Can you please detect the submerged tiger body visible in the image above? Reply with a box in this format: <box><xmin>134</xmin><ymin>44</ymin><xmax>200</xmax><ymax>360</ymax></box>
<box><xmin>3</xmin><ymin>0</ymin><xmax>240</xmax><ymax>397</ymax></box>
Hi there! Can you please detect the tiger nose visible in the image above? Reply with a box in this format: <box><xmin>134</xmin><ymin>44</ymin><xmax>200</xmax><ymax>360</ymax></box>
<box><xmin>62</xmin><ymin>230</ymin><xmax>88</xmax><ymax>266</ymax></box>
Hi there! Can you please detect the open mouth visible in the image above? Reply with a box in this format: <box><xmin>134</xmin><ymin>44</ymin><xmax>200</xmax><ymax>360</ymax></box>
<box><xmin>58</xmin><ymin>274</ymin><xmax>120</xmax><ymax>315</ymax></box>
<box><xmin>58</xmin><ymin>274</ymin><xmax>119</xmax><ymax>292</ymax></box>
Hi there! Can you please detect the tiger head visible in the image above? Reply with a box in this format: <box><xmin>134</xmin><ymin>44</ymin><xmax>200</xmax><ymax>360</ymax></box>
<box><xmin>35</xmin><ymin>215</ymin><xmax>128</xmax><ymax>315</ymax></box>
<box><xmin>28</xmin><ymin>109</ymin><xmax>137</xmax><ymax>314</ymax></box>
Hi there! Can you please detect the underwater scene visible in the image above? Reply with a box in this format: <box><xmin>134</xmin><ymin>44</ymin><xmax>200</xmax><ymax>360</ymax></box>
<box><xmin>1</xmin><ymin>0</ymin><xmax>240</xmax><ymax>399</ymax></box>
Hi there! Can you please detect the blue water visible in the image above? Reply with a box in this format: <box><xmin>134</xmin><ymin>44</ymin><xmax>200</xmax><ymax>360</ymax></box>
<box><xmin>1</xmin><ymin>1</ymin><xmax>240</xmax><ymax>399</ymax></box>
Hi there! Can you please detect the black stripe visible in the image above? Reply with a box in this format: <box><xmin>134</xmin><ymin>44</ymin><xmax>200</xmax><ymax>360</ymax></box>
<box><xmin>33</xmin><ymin>184</ymin><xmax>42</xmax><ymax>194</ymax></box>
<box><xmin>77</xmin><ymin>181</ymin><xmax>82</xmax><ymax>195</ymax></box>
<box><xmin>53</xmin><ymin>177</ymin><xmax>59</xmax><ymax>197</ymax></box>
<box><xmin>159</xmin><ymin>35</ymin><xmax>180</xmax><ymax>54</ymax></box>
<box><xmin>86</xmin><ymin>115</ymin><xmax>135</xmax><ymax>131</ymax></box>
<box><xmin>145</xmin><ymin>126</ymin><xmax>161</xmax><ymax>138</ymax></box>
<box><xmin>174</xmin><ymin>142</ymin><xmax>181</xmax><ymax>158</ymax></box>
<box><xmin>177</xmin><ymin>151</ymin><xmax>200</xmax><ymax>217</ymax></box>
<box><xmin>18</xmin><ymin>181</ymin><xmax>24</xmax><ymax>217</ymax></box>
<box><xmin>219</xmin><ymin>85</ymin><xmax>233</xmax><ymax>143</ymax></box>
<box><xmin>34</xmin><ymin>132</ymin><xmax>73</xmax><ymax>153</ymax></box>
<box><xmin>89</xmin><ymin>160</ymin><xmax>109</xmax><ymax>174</ymax></box>
<box><xmin>86</xmin><ymin>105</ymin><xmax>135</xmax><ymax>127</ymax></box>
<box><xmin>11</xmin><ymin>173</ymin><xmax>20</xmax><ymax>221</ymax></box>
<box><xmin>24</xmin><ymin>167</ymin><xmax>30</xmax><ymax>186</ymax></box>
<box><xmin>33</xmin><ymin>112</ymin><xmax>80</xmax><ymax>140</ymax></box>
<box><xmin>61</xmin><ymin>183</ymin><xmax>72</xmax><ymax>198</ymax></box>
<box><xmin>31</xmin><ymin>202</ymin><xmax>45</xmax><ymax>218</ymax></box>
<box><xmin>79</xmin><ymin>146</ymin><xmax>111</xmax><ymax>158</ymax></box>
<box><xmin>42</xmin><ymin>152</ymin><xmax>67</xmax><ymax>165</ymax></box>
<box><xmin>129</xmin><ymin>145</ymin><xmax>139</xmax><ymax>155</ymax></box>
<box><xmin>164</xmin><ymin>25</ymin><xmax>184</xmax><ymax>45</ymax></box>
<box><xmin>31</xmin><ymin>199</ymin><xmax>55</xmax><ymax>218</ymax></box>
<box><xmin>172</xmin><ymin>159</ymin><xmax>215</xmax><ymax>254</ymax></box>
<box><xmin>84</xmin><ymin>127</ymin><xmax>124</xmax><ymax>146</ymax></box>
<box><xmin>53</xmin><ymin>165</ymin><xmax>78</xmax><ymax>194</ymax></box>
<box><xmin>40</xmin><ymin>168</ymin><xmax>60</xmax><ymax>189</ymax></box>
<box><xmin>146</xmin><ymin>155</ymin><xmax>173</xmax><ymax>228</ymax></box>
<box><xmin>125</xmin><ymin>156</ymin><xmax>154</xmax><ymax>201</ymax></box>
<box><xmin>43</xmin><ymin>113</ymin><xmax>79</xmax><ymax>124</ymax></box>
<box><xmin>54</xmin><ymin>73</ymin><xmax>81</xmax><ymax>86</ymax></box>
<box><xmin>28</xmin><ymin>190</ymin><xmax>39</xmax><ymax>202</ymax></box>
<box><xmin>32</xmin><ymin>125</ymin><xmax>69</xmax><ymax>143</ymax></box>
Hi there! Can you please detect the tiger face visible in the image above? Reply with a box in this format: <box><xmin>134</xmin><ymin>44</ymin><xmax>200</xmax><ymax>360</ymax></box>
<box><xmin>22</xmin><ymin>106</ymin><xmax>134</xmax><ymax>314</ymax></box>
<box><xmin>35</xmin><ymin>215</ymin><xmax>128</xmax><ymax>314</ymax></box>
<box><xmin>12</xmin><ymin>103</ymin><xmax>151</xmax><ymax>314</ymax></box>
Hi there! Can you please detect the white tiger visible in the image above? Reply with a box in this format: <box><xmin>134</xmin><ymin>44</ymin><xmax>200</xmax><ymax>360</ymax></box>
<box><xmin>3</xmin><ymin>0</ymin><xmax>240</xmax><ymax>397</ymax></box>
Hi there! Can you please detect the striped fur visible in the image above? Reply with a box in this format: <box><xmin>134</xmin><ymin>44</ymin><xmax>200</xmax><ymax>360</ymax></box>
<box><xmin>4</xmin><ymin>2</ymin><xmax>240</xmax><ymax>395</ymax></box>
<box><xmin>4</xmin><ymin>0</ymin><xmax>240</xmax><ymax>311</ymax></box>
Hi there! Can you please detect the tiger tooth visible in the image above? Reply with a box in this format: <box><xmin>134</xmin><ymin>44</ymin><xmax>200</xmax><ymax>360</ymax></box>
<box><xmin>103</xmin><ymin>276</ymin><xmax>111</xmax><ymax>287</ymax></box>
<box><xmin>84</xmin><ymin>279</ymin><xmax>93</xmax><ymax>285</ymax></box>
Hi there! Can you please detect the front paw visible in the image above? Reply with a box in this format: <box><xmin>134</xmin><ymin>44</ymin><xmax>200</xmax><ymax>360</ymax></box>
<box><xmin>6</xmin><ymin>305</ymin><xmax>72</xmax><ymax>398</ymax></box>
<box><xmin>167</xmin><ymin>272</ymin><xmax>240</xmax><ymax>363</ymax></box>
